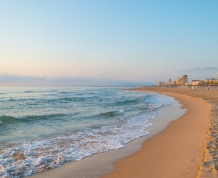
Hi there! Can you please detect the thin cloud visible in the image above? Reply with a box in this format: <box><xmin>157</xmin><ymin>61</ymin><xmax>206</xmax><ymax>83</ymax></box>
<box><xmin>188</xmin><ymin>67</ymin><xmax>218</xmax><ymax>71</ymax></box>
<box><xmin>0</xmin><ymin>73</ymin><xmax>149</xmax><ymax>87</ymax></box>
<box><xmin>0</xmin><ymin>73</ymin><xmax>47</xmax><ymax>83</ymax></box>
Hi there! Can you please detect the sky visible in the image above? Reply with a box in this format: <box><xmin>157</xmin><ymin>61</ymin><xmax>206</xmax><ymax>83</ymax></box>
<box><xmin>0</xmin><ymin>0</ymin><xmax>218</xmax><ymax>86</ymax></box>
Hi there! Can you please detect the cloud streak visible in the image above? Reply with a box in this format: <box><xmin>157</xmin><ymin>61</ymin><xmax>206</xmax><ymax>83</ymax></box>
<box><xmin>0</xmin><ymin>73</ymin><xmax>150</xmax><ymax>87</ymax></box>
<box><xmin>187</xmin><ymin>66</ymin><xmax>218</xmax><ymax>71</ymax></box>
<box><xmin>0</xmin><ymin>73</ymin><xmax>47</xmax><ymax>83</ymax></box>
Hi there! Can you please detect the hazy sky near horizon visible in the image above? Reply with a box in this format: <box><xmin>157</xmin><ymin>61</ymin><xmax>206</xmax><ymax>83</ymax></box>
<box><xmin>0</xmin><ymin>0</ymin><xmax>218</xmax><ymax>86</ymax></box>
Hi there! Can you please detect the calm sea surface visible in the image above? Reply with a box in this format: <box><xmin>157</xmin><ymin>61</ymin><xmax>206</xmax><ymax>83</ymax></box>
<box><xmin>0</xmin><ymin>87</ymin><xmax>174</xmax><ymax>177</ymax></box>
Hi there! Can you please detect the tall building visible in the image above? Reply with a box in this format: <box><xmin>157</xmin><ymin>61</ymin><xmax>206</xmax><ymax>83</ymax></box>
<box><xmin>176</xmin><ymin>77</ymin><xmax>181</xmax><ymax>84</ymax></box>
<box><xmin>158</xmin><ymin>81</ymin><xmax>162</xmax><ymax>86</ymax></box>
<box><xmin>168</xmin><ymin>78</ymin><xmax>172</xmax><ymax>84</ymax></box>
<box><xmin>182</xmin><ymin>75</ymin><xmax>188</xmax><ymax>84</ymax></box>
<box><xmin>217</xmin><ymin>72</ymin><xmax>218</xmax><ymax>79</ymax></box>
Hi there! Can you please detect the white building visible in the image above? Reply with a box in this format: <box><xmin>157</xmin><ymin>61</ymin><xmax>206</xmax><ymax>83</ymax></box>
<box><xmin>192</xmin><ymin>80</ymin><xmax>202</xmax><ymax>85</ymax></box>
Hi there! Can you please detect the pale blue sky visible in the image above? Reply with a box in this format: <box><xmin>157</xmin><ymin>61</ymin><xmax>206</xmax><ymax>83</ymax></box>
<box><xmin>0</xmin><ymin>0</ymin><xmax>218</xmax><ymax>86</ymax></box>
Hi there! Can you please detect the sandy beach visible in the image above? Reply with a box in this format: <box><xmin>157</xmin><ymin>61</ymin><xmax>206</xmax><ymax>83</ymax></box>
<box><xmin>103</xmin><ymin>89</ymin><xmax>212</xmax><ymax>178</ymax></box>
<box><xmin>27</xmin><ymin>87</ymin><xmax>218</xmax><ymax>178</ymax></box>
<box><xmin>134</xmin><ymin>87</ymin><xmax>218</xmax><ymax>178</ymax></box>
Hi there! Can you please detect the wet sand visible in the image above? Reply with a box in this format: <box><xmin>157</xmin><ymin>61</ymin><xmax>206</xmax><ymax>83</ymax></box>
<box><xmin>102</xmin><ymin>88</ymin><xmax>213</xmax><ymax>178</ymax></box>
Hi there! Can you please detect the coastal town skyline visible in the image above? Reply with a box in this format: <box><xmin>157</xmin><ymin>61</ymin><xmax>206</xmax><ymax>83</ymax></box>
<box><xmin>158</xmin><ymin>72</ymin><xmax>218</xmax><ymax>86</ymax></box>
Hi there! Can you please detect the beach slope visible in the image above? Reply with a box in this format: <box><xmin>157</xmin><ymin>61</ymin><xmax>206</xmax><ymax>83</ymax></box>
<box><xmin>103</xmin><ymin>91</ymin><xmax>210</xmax><ymax>178</ymax></box>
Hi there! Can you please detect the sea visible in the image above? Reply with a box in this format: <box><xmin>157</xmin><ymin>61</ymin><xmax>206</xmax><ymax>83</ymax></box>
<box><xmin>0</xmin><ymin>87</ymin><xmax>175</xmax><ymax>178</ymax></box>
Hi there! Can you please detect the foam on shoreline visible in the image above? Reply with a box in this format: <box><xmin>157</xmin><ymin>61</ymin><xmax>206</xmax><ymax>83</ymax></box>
<box><xmin>29</xmin><ymin>98</ymin><xmax>186</xmax><ymax>178</ymax></box>
<box><xmin>103</xmin><ymin>90</ymin><xmax>210</xmax><ymax>178</ymax></box>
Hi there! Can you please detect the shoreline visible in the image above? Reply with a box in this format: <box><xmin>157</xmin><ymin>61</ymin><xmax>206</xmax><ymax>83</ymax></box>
<box><xmin>102</xmin><ymin>89</ymin><xmax>211</xmax><ymax>178</ymax></box>
<box><xmin>28</xmin><ymin>87</ymin><xmax>217</xmax><ymax>178</ymax></box>
<box><xmin>29</xmin><ymin>92</ymin><xmax>185</xmax><ymax>178</ymax></box>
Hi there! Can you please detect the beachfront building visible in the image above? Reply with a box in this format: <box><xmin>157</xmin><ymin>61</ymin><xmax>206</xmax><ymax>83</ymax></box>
<box><xmin>176</xmin><ymin>77</ymin><xmax>181</xmax><ymax>85</ymax></box>
<box><xmin>204</xmin><ymin>78</ymin><xmax>218</xmax><ymax>85</ymax></box>
<box><xmin>158</xmin><ymin>81</ymin><xmax>162</xmax><ymax>86</ymax></box>
<box><xmin>192</xmin><ymin>80</ymin><xmax>202</xmax><ymax>86</ymax></box>
<box><xmin>158</xmin><ymin>75</ymin><xmax>189</xmax><ymax>87</ymax></box>
<box><xmin>204</xmin><ymin>78</ymin><xmax>217</xmax><ymax>84</ymax></box>
<box><xmin>182</xmin><ymin>75</ymin><xmax>188</xmax><ymax>85</ymax></box>
<box><xmin>168</xmin><ymin>78</ymin><xmax>172</xmax><ymax>84</ymax></box>
<box><xmin>217</xmin><ymin>72</ymin><xmax>218</xmax><ymax>79</ymax></box>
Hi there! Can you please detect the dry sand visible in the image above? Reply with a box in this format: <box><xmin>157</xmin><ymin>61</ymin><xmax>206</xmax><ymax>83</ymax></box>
<box><xmin>102</xmin><ymin>87</ymin><xmax>217</xmax><ymax>178</ymax></box>
<box><xmin>141</xmin><ymin>87</ymin><xmax>218</xmax><ymax>178</ymax></box>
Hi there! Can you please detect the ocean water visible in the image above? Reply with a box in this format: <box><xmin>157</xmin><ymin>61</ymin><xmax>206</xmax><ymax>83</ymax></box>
<box><xmin>0</xmin><ymin>87</ymin><xmax>174</xmax><ymax>178</ymax></box>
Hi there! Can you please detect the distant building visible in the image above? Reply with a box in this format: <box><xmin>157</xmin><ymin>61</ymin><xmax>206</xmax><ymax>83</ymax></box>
<box><xmin>204</xmin><ymin>78</ymin><xmax>217</xmax><ymax>84</ymax></box>
<box><xmin>182</xmin><ymin>75</ymin><xmax>188</xmax><ymax>85</ymax></box>
<box><xmin>192</xmin><ymin>80</ymin><xmax>202</xmax><ymax>86</ymax></box>
<box><xmin>176</xmin><ymin>77</ymin><xmax>181</xmax><ymax>84</ymax></box>
<box><xmin>158</xmin><ymin>81</ymin><xmax>162</xmax><ymax>86</ymax></box>
<box><xmin>217</xmin><ymin>72</ymin><xmax>218</xmax><ymax>79</ymax></box>
<box><xmin>168</xmin><ymin>78</ymin><xmax>172</xmax><ymax>84</ymax></box>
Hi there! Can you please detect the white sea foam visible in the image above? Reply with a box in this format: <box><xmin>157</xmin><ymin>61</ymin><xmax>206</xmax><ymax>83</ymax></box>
<box><xmin>0</xmin><ymin>110</ymin><xmax>164</xmax><ymax>177</ymax></box>
<box><xmin>118</xmin><ymin>110</ymin><xmax>124</xmax><ymax>114</ymax></box>
<box><xmin>142</xmin><ymin>93</ymin><xmax>174</xmax><ymax>110</ymax></box>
